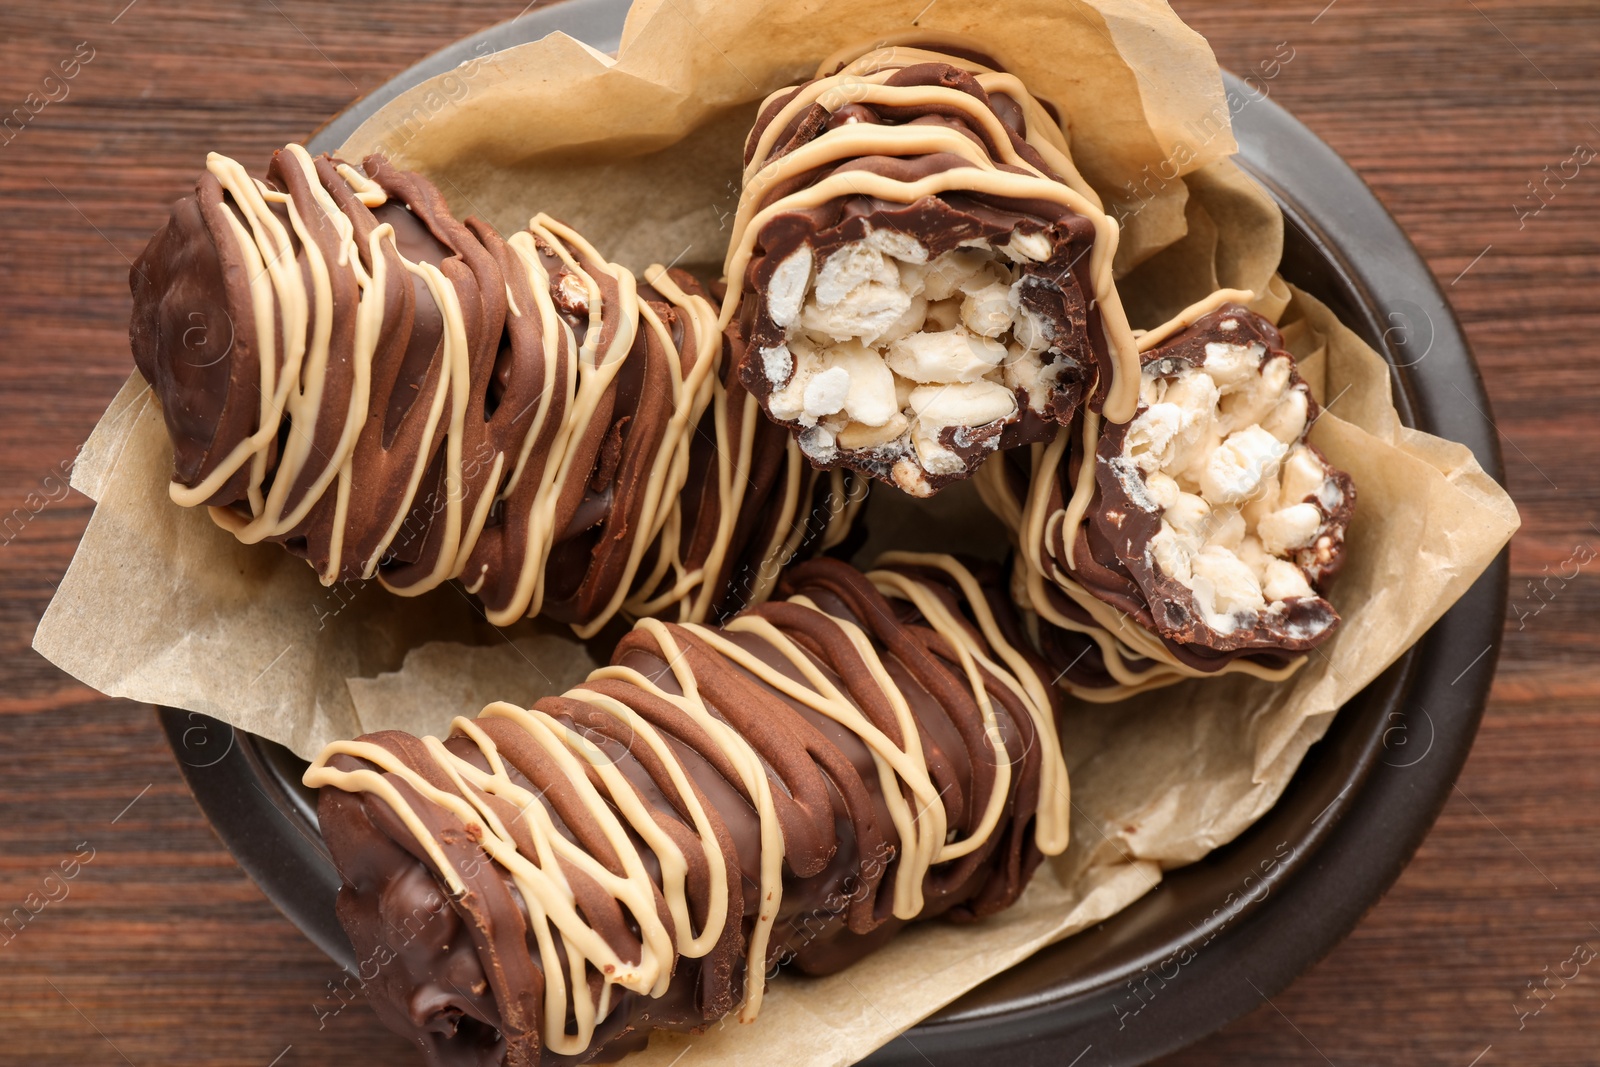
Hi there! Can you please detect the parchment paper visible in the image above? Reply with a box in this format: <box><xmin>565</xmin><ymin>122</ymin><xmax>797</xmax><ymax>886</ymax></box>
<box><xmin>33</xmin><ymin>1</ymin><xmax>1519</xmax><ymax>1064</ymax></box>
<box><xmin>331</xmin><ymin>0</ymin><xmax>1237</xmax><ymax>278</ymax></box>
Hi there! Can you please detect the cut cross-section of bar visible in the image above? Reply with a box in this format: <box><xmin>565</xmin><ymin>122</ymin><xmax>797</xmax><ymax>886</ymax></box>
<box><xmin>1106</xmin><ymin>304</ymin><xmax>1353</xmax><ymax>647</ymax></box>
<box><xmin>725</xmin><ymin>41</ymin><xmax>1139</xmax><ymax>497</ymax></box>
<box><xmin>980</xmin><ymin>297</ymin><xmax>1356</xmax><ymax>697</ymax></box>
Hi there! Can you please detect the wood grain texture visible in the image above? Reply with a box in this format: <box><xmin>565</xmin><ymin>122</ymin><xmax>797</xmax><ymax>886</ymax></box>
<box><xmin>0</xmin><ymin>1</ymin><xmax>1593</xmax><ymax>1064</ymax></box>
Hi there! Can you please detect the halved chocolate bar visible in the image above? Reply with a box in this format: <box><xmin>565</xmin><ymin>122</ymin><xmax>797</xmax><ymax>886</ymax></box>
<box><xmin>724</xmin><ymin>42</ymin><xmax>1140</xmax><ymax>497</ymax></box>
<box><xmin>983</xmin><ymin>298</ymin><xmax>1354</xmax><ymax>691</ymax></box>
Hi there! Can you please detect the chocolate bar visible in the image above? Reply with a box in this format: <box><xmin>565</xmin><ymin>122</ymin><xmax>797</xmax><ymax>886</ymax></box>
<box><xmin>129</xmin><ymin>145</ymin><xmax>860</xmax><ymax>635</ymax></box>
<box><xmin>307</xmin><ymin>555</ymin><xmax>1069</xmax><ymax>1064</ymax></box>
<box><xmin>980</xmin><ymin>298</ymin><xmax>1354</xmax><ymax>691</ymax></box>
<box><xmin>723</xmin><ymin>42</ymin><xmax>1140</xmax><ymax>497</ymax></box>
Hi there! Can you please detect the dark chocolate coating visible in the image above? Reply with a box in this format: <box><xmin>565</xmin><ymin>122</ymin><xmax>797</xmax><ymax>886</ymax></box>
<box><xmin>315</xmin><ymin>558</ymin><xmax>1056</xmax><ymax>1065</ymax></box>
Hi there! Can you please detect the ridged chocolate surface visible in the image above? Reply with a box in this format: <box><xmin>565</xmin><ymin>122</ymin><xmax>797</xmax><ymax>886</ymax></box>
<box><xmin>130</xmin><ymin>146</ymin><xmax>862</xmax><ymax>635</ymax></box>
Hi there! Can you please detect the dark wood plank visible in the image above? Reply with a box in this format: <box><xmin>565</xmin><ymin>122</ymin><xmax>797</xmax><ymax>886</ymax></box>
<box><xmin>0</xmin><ymin>1</ymin><xmax>1593</xmax><ymax>1065</ymax></box>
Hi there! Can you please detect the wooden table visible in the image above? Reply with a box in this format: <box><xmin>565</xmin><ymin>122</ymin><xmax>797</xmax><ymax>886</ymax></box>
<box><xmin>0</xmin><ymin>1</ymin><xmax>1592</xmax><ymax>1064</ymax></box>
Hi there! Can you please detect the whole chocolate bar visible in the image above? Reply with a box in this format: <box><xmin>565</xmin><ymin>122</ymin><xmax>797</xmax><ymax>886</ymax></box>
<box><xmin>722</xmin><ymin>40</ymin><xmax>1141</xmax><ymax>497</ymax></box>
<box><xmin>130</xmin><ymin>145</ymin><xmax>861</xmax><ymax>636</ymax></box>
<box><xmin>980</xmin><ymin>297</ymin><xmax>1355</xmax><ymax>693</ymax></box>
<box><xmin>306</xmin><ymin>554</ymin><xmax>1068</xmax><ymax>1065</ymax></box>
